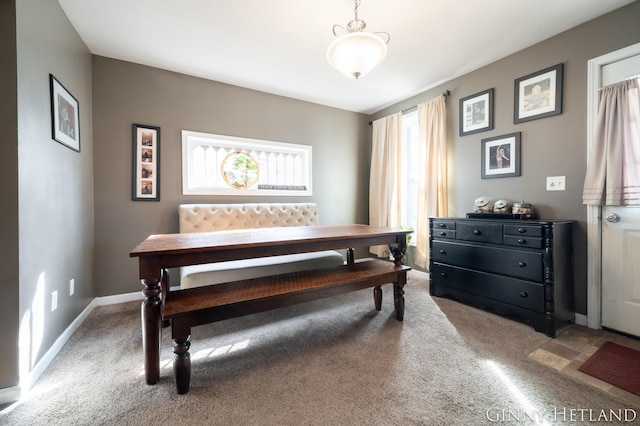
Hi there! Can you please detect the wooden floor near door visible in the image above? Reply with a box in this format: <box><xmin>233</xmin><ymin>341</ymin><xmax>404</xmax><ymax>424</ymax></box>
<box><xmin>529</xmin><ymin>324</ymin><xmax>640</xmax><ymax>406</ymax></box>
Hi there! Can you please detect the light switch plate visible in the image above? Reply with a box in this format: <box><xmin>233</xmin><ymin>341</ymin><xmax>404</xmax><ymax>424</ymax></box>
<box><xmin>546</xmin><ymin>176</ymin><xmax>566</xmax><ymax>191</ymax></box>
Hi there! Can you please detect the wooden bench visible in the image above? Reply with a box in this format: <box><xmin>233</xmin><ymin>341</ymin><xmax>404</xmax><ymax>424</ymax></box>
<box><xmin>163</xmin><ymin>259</ymin><xmax>410</xmax><ymax>394</ymax></box>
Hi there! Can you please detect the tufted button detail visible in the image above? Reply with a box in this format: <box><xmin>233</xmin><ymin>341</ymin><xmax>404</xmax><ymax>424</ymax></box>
<box><xmin>178</xmin><ymin>203</ymin><xmax>321</xmax><ymax>233</ymax></box>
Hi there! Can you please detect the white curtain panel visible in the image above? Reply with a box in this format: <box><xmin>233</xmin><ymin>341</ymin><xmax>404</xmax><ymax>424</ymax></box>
<box><xmin>416</xmin><ymin>96</ymin><xmax>448</xmax><ymax>268</ymax></box>
<box><xmin>369</xmin><ymin>112</ymin><xmax>402</xmax><ymax>257</ymax></box>
<box><xmin>583</xmin><ymin>78</ymin><xmax>640</xmax><ymax>205</ymax></box>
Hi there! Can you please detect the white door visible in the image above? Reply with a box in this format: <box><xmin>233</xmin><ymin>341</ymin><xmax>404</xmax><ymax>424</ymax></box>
<box><xmin>599</xmin><ymin>54</ymin><xmax>640</xmax><ymax>337</ymax></box>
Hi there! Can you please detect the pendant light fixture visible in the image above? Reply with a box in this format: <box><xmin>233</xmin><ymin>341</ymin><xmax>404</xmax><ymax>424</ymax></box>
<box><xmin>327</xmin><ymin>0</ymin><xmax>390</xmax><ymax>79</ymax></box>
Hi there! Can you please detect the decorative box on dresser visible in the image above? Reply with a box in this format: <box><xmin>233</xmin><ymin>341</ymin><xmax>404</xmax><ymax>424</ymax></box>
<box><xmin>428</xmin><ymin>217</ymin><xmax>575</xmax><ymax>337</ymax></box>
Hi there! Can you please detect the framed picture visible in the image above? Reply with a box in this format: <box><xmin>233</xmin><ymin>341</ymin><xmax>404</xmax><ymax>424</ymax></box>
<box><xmin>49</xmin><ymin>74</ymin><xmax>80</xmax><ymax>152</ymax></box>
<box><xmin>514</xmin><ymin>63</ymin><xmax>563</xmax><ymax>123</ymax></box>
<box><xmin>132</xmin><ymin>124</ymin><xmax>160</xmax><ymax>201</ymax></box>
<box><xmin>481</xmin><ymin>132</ymin><xmax>521</xmax><ymax>179</ymax></box>
<box><xmin>459</xmin><ymin>88</ymin><xmax>494</xmax><ymax>136</ymax></box>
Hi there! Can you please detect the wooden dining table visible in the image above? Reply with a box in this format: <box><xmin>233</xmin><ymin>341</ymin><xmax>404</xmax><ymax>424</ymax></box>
<box><xmin>130</xmin><ymin>224</ymin><xmax>412</xmax><ymax>388</ymax></box>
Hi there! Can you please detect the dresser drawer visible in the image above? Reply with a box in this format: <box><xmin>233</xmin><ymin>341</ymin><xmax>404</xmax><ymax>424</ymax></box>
<box><xmin>431</xmin><ymin>240</ymin><xmax>543</xmax><ymax>281</ymax></box>
<box><xmin>431</xmin><ymin>263</ymin><xmax>544</xmax><ymax>312</ymax></box>
<box><xmin>504</xmin><ymin>224</ymin><xmax>542</xmax><ymax>237</ymax></box>
<box><xmin>456</xmin><ymin>222</ymin><xmax>503</xmax><ymax>244</ymax></box>
<box><xmin>504</xmin><ymin>235</ymin><xmax>544</xmax><ymax>249</ymax></box>
<box><xmin>433</xmin><ymin>229</ymin><xmax>456</xmax><ymax>239</ymax></box>
<box><xmin>432</xmin><ymin>220</ymin><xmax>456</xmax><ymax>230</ymax></box>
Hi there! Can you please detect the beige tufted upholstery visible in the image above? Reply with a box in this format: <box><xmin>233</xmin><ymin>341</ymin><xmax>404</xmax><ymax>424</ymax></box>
<box><xmin>178</xmin><ymin>203</ymin><xmax>344</xmax><ymax>289</ymax></box>
<box><xmin>179</xmin><ymin>203</ymin><xmax>320</xmax><ymax>233</ymax></box>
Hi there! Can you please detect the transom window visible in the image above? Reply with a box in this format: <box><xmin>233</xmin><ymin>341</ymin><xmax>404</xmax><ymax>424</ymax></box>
<box><xmin>182</xmin><ymin>130</ymin><xmax>312</xmax><ymax>196</ymax></box>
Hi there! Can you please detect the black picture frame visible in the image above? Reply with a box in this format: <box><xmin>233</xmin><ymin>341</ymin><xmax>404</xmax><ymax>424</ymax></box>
<box><xmin>459</xmin><ymin>88</ymin><xmax>494</xmax><ymax>136</ymax></box>
<box><xmin>514</xmin><ymin>63</ymin><xmax>563</xmax><ymax>124</ymax></box>
<box><xmin>481</xmin><ymin>132</ymin><xmax>521</xmax><ymax>179</ymax></box>
<box><xmin>132</xmin><ymin>124</ymin><xmax>161</xmax><ymax>201</ymax></box>
<box><xmin>49</xmin><ymin>74</ymin><xmax>80</xmax><ymax>152</ymax></box>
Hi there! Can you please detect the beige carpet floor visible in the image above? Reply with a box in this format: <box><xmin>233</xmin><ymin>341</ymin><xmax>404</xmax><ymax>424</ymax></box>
<box><xmin>1</xmin><ymin>274</ymin><xmax>638</xmax><ymax>425</ymax></box>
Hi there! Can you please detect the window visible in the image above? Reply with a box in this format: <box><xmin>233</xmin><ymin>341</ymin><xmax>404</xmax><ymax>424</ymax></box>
<box><xmin>182</xmin><ymin>130</ymin><xmax>312</xmax><ymax>196</ymax></box>
<box><xmin>400</xmin><ymin>110</ymin><xmax>419</xmax><ymax>245</ymax></box>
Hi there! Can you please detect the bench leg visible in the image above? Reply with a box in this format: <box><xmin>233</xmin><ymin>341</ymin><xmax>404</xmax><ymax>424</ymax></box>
<box><xmin>173</xmin><ymin>335</ymin><xmax>191</xmax><ymax>394</ymax></box>
<box><xmin>373</xmin><ymin>286</ymin><xmax>382</xmax><ymax>311</ymax></box>
<box><xmin>346</xmin><ymin>248</ymin><xmax>355</xmax><ymax>265</ymax></box>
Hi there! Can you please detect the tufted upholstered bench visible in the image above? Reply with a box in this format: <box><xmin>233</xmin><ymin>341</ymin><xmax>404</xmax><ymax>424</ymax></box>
<box><xmin>178</xmin><ymin>203</ymin><xmax>345</xmax><ymax>288</ymax></box>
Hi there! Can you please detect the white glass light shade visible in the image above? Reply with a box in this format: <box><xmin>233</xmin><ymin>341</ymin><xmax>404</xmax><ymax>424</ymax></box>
<box><xmin>327</xmin><ymin>31</ymin><xmax>387</xmax><ymax>79</ymax></box>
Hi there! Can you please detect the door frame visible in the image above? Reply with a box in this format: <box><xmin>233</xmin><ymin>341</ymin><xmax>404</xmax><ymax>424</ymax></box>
<box><xmin>586</xmin><ymin>41</ymin><xmax>640</xmax><ymax>329</ymax></box>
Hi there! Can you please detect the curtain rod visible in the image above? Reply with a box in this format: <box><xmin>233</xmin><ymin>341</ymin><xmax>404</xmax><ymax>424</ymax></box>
<box><xmin>368</xmin><ymin>90</ymin><xmax>450</xmax><ymax>125</ymax></box>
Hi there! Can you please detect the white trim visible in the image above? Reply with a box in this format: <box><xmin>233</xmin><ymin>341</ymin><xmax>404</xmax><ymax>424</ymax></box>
<box><xmin>409</xmin><ymin>269</ymin><xmax>430</xmax><ymax>280</ymax></box>
<box><xmin>95</xmin><ymin>291</ymin><xmax>143</xmax><ymax>306</ymax></box>
<box><xmin>0</xmin><ymin>385</ymin><xmax>21</xmax><ymax>409</ymax></box>
<box><xmin>574</xmin><ymin>313</ymin><xmax>588</xmax><ymax>327</ymax></box>
<box><xmin>1</xmin><ymin>292</ymin><xmax>147</xmax><ymax>406</ymax></box>
<box><xmin>12</xmin><ymin>299</ymin><xmax>97</xmax><ymax>401</ymax></box>
<box><xmin>586</xmin><ymin>42</ymin><xmax>640</xmax><ymax>330</ymax></box>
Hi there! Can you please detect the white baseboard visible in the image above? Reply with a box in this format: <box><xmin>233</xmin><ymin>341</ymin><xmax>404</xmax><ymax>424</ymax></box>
<box><xmin>1</xmin><ymin>291</ymin><xmax>150</xmax><ymax>406</ymax></box>
<box><xmin>2</xmin><ymin>298</ymin><xmax>98</xmax><ymax>406</ymax></box>
<box><xmin>96</xmin><ymin>291</ymin><xmax>143</xmax><ymax>306</ymax></box>
<box><xmin>574</xmin><ymin>312</ymin><xmax>588</xmax><ymax>327</ymax></box>
<box><xmin>0</xmin><ymin>385</ymin><xmax>21</xmax><ymax>409</ymax></box>
<box><xmin>409</xmin><ymin>269</ymin><xmax>429</xmax><ymax>280</ymax></box>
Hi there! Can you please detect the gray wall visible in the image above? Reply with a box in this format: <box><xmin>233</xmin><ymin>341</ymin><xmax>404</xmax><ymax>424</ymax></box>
<box><xmin>371</xmin><ymin>1</ymin><xmax>640</xmax><ymax>315</ymax></box>
<box><xmin>91</xmin><ymin>57</ymin><xmax>370</xmax><ymax>296</ymax></box>
<box><xmin>0</xmin><ymin>0</ymin><xmax>19</xmax><ymax>390</ymax></box>
<box><xmin>13</xmin><ymin>0</ymin><xmax>94</xmax><ymax>390</ymax></box>
<box><xmin>3</xmin><ymin>0</ymin><xmax>639</xmax><ymax>396</ymax></box>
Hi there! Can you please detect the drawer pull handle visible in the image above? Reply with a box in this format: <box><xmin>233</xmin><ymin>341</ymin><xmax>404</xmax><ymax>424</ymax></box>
<box><xmin>518</xmin><ymin>228</ymin><xmax>527</xmax><ymax>233</ymax></box>
<box><xmin>518</xmin><ymin>238</ymin><xmax>525</xmax><ymax>244</ymax></box>
<box><xmin>440</xmin><ymin>272</ymin><xmax>447</xmax><ymax>277</ymax></box>
<box><xmin>439</xmin><ymin>249</ymin><xmax>446</xmax><ymax>254</ymax></box>
<box><xmin>518</xmin><ymin>261</ymin><xmax>527</xmax><ymax>268</ymax></box>
<box><xmin>439</xmin><ymin>223</ymin><xmax>447</xmax><ymax>228</ymax></box>
<box><xmin>440</xmin><ymin>231</ymin><xmax>447</xmax><ymax>236</ymax></box>
<box><xmin>473</xmin><ymin>229</ymin><xmax>481</xmax><ymax>235</ymax></box>
<box><xmin>520</xmin><ymin>291</ymin><xmax>528</xmax><ymax>298</ymax></box>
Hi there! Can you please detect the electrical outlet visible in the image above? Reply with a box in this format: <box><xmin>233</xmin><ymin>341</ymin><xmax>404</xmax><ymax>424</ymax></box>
<box><xmin>51</xmin><ymin>291</ymin><xmax>58</xmax><ymax>312</ymax></box>
<box><xmin>70</xmin><ymin>278</ymin><xmax>75</xmax><ymax>296</ymax></box>
<box><xmin>546</xmin><ymin>176</ymin><xmax>566</xmax><ymax>191</ymax></box>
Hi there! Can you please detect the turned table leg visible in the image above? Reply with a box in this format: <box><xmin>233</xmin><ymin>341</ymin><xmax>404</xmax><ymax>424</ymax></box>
<box><xmin>141</xmin><ymin>276</ymin><xmax>162</xmax><ymax>385</ymax></box>
<box><xmin>394</xmin><ymin>283</ymin><xmax>405</xmax><ymax>321</ymax></box>
<box><xmin>394</xmin><ymin>271</ymin><xmax>407</xmax><ymax>321</ymax></box>
<box><xmin>173</xmin><ymin>335</ymin><xmax>192</xmax><ymax>394</ymax></box>
<box><xmin>389</xmin><ymin>238</ymin><xmax>407</xmax><ymax>321</ymax></box>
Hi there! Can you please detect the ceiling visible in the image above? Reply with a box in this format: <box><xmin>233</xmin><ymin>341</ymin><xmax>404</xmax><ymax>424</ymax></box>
<box><xmin>58</xmin><ymin>0</ymin><xmax>635</xmax><ymax>115</ymax></box>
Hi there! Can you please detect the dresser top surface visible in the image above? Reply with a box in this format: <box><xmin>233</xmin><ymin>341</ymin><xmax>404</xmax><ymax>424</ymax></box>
<box><xmin>430</xmin><ymin>217</ymin><xmax>575</xmax><ymax>225</ymax></box>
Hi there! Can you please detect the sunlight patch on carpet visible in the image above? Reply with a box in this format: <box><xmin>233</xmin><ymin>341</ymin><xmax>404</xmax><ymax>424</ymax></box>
<box><xmin>485</xmin><ymin>360</ymin><xmax>551</xmax><ymax>425</ymax></box>
<box><xmin>136</xmin><ymin>339</ymin><xmax>254</xmax><ymax>375</ymax></box>
<box><xmin>193</xmin><ymin>339</ymin><xmax>251</xmax><ymax>361</ymax></box>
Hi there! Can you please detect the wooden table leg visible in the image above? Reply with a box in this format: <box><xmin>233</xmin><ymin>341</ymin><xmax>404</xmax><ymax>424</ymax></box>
<box><xmin>141</xmin><ymin>276</ymin><xmax>162</xmax><ymax>385</ymax></box>
<box><xmin>173</xmin><ymin>335</ymin><xmax>191</xmax><ymax>394</ymax></box>
<box><xmin>394</xmin><ymin>272</ymin><xmax>407</xmax><ymax>321</ymax></box>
